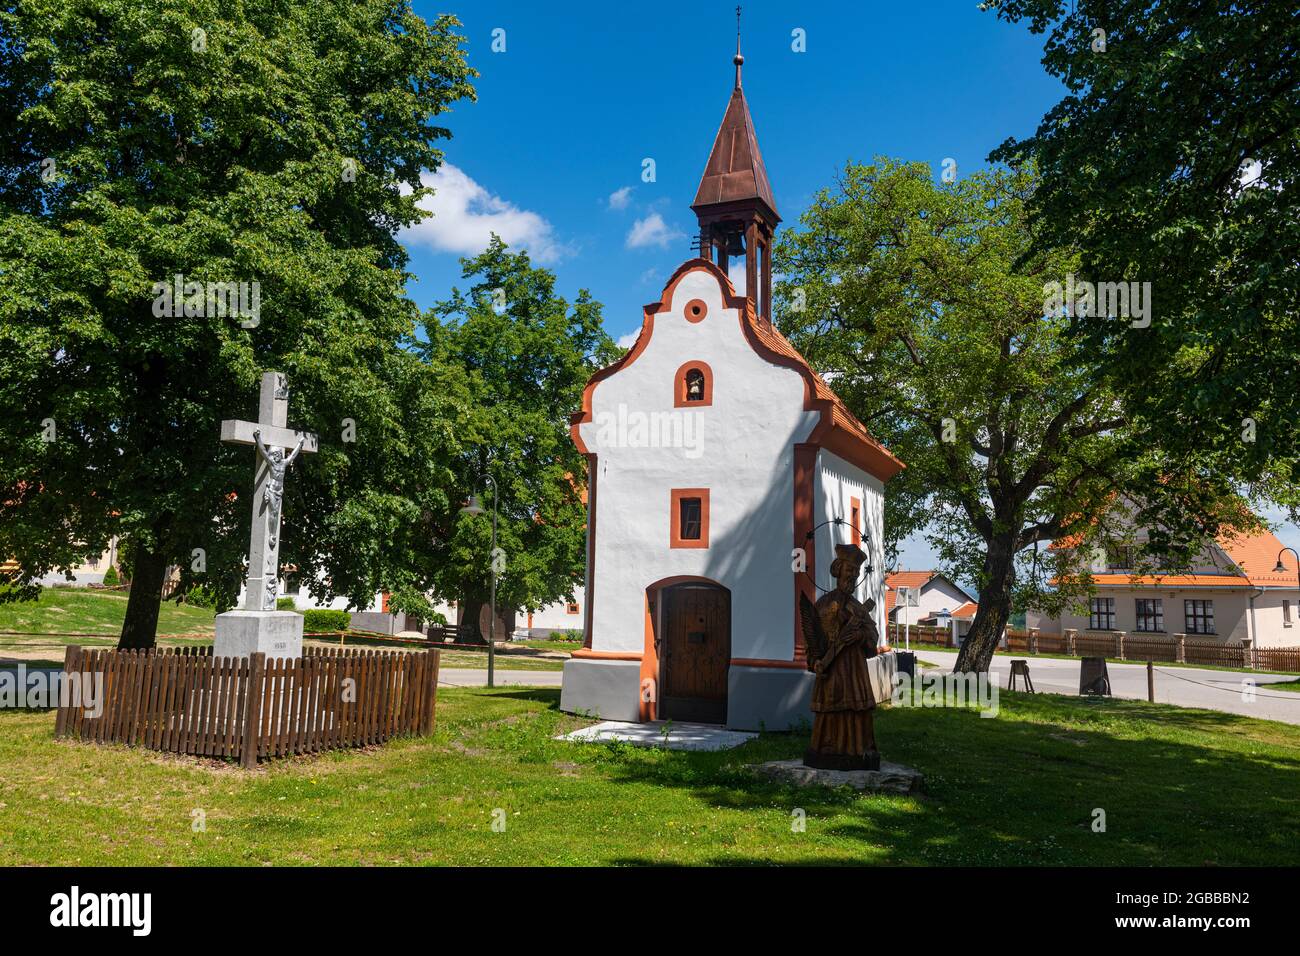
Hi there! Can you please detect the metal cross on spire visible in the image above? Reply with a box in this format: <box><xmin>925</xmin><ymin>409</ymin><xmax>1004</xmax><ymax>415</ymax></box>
<box><xmin>734</xmin><ymin>5</ymin><xmax>744</xmax><ymax>89</ymax></box>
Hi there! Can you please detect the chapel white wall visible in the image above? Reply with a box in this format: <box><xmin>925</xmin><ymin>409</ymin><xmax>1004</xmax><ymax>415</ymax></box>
<box><xmin>578</xmin><ymin>268</ymin><xmax>819</xmax><ymax>659</ymax></box>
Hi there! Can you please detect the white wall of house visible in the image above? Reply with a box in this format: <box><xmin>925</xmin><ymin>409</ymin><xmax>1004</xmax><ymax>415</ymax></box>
<box><xmin>894</xmin><ymin>578</ymin><xmax>971</xmax><ymax>628</ymax></box>
<box><xmin>1248</xmin><ymin>590</ymin><xmax>1300</xmax><ymax>648</ymax></box>
<box><xmin>577</xmin><ymin>267</ymin><xmax>820</xmax><ymax>660</ymax></box>
<box><xmin>1047</xmin><ymin>588</ymin><xmax>1254</xmax><ymax>642</ymax></box>
<box><xmin>521</xmin><ymin>588</ymin><xmax>586</xmax><ymax>635</ymax></box>
<box><xmin>815</xmin><ymin>450</ymin><xmax>886</xmax><ymax>626</ymax></box>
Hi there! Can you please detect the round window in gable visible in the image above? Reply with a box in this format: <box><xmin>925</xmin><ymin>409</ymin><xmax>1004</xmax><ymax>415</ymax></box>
<box><xmin>685</xmin><ymin>298</ymin><xmax>708</xmax><ymax>323</ymax></box>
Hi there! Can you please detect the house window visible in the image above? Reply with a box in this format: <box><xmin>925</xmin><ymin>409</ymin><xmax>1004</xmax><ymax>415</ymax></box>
<box><xmin>1105</xmin><ymin>545</ymin><xmax>1133</xmax><ymax>571</ymax></box>
<box><xmin>1185</xmin><ymin>599</ymin><xmax>1216</xmax><ymax>635</ymax></box>
<box><xmin>566</xmin><ymin>602</ymin><xmax>580</xmax><ymax>615</ymax></box>
<box><xmin>1284</xmin><ymin>600</ymin><xmax>1292</xmax><ymax>627</ymax></box>
<box><xmin>670</xmin><ymin>488</ymin><xmax>710</xmax><ymax>548</ymax></box>
<box><xmin>850</xmin><ymin>497</ymin><xmax>862</xmax><ymax>546</ymax></box>
<box><xmin>1089</xmin><ymin>597</ymin><xmax>1116</xmax><ymax>630</ymax></box>
<box><xmin>674</xmin><ymin>361</ymin><xmax>713</xmax><ymax>407</ymax></box>
<box><xmin>1134</xmin><ymin>598</ymin><xmax>1164</xmax><ymax>632</ymax></box>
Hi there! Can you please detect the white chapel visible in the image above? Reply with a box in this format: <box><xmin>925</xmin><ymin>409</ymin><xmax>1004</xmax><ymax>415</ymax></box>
<box><xmin>560</xmin><ymin>39</ymin><xmax>904</xmax><ymax>730</ymax></box>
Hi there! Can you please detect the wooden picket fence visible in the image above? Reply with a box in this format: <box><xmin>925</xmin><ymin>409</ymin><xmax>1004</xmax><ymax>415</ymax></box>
<box><xmin>1001</xmin><ymin>628</ymin><xmax>1300</xmax><ymax>673</ymax></box>
<box><xmin>54</xmin><ymin>645</ymin><xmax>440</xmax><ymax>767</ymax></box>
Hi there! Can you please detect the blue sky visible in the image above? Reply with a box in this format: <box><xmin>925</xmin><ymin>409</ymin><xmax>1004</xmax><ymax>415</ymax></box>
<box><xmin>401</xmin><ymin>0</ymin><xmax>1299</xmax><ymax>575</ymax></box>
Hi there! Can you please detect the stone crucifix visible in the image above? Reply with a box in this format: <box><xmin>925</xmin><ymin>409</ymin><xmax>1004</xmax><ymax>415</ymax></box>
<box><xmin>220</xmin><ymin>372</ymin><xmax>318</xmax><ymax>611</ymax></box>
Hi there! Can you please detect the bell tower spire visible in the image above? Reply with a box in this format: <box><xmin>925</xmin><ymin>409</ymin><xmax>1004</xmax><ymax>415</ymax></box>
<box><xmin>692</xmin><ymin>8</ymin><xmax>780</xmax><ymax>323</ymax></box>
<box><xmin>733</xmin><ymin>5</ymin><xmax>743</xmax><ymax>90</ymax></box>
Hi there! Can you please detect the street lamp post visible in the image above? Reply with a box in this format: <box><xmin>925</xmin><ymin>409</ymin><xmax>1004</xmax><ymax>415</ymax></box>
<box><xmin>1275</xmin><ymin>547</ymin><xmax>1299</xmax><ymax>633</ymax></box>
<box><xmin>460</xmin><ymin>475</ymin><xmax>499</xmax><ymax>689</ymax></box>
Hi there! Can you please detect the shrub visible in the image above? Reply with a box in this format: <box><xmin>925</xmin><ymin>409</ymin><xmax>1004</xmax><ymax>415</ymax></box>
<box><xmin>303</xmin><ymin>609</ymin><xmax>350</xmax><ymax>632</ymax></box>
<box><xmin>276</xmin><ymin>597</ymin><xmax>297</xmax><ymax>611</ymax></box>
<box><xmin>101</xmin><ymin>566</ymin><xmax>119</xmax><ymax>586</ymax></box>
<box><xmin>183</xmin><ymin>586</ymin><xmax>219</xmax><ymax>609</ymax></box>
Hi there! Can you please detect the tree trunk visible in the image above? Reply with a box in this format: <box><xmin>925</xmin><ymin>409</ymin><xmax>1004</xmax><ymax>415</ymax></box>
<box><xmin>953</xmin><ymin>536</ymin><xmax>1016</xmax><ymax>673</ymax></box>
<box><xmin>117</xmin><ymin>546</ymin><xmax>169</xmax><ymax>650</ymax></box>
<box><xmin>458</xmin><ymin>594</ymin><xmax>490</xmax><ymax>645</ymax></box>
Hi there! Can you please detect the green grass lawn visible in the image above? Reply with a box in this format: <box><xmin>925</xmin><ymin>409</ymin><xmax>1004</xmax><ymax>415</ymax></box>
<box><xmin>2</xmin><ymin>686</ymin><xmax>1298</xmax><ymax>865</ymax></box>
<box><xmin>511</xmin><ymin>636</ymin><xmax>583</xmax><ymax>654</ymax></box>
<box><xmin>0</xmin><ymin>587</ymin><xmax>215</xmax><ymax>639</ymax></box>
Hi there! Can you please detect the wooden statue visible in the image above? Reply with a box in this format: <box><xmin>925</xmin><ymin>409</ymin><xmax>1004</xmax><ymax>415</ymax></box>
<box><xmin>799</xmin><ymin>543</ymin><xmax>881</xmax><ymax>770</ymax></box>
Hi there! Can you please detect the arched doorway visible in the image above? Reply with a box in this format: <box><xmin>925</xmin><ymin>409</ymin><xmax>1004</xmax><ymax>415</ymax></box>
<box><xmin>657</xmin><ymin>581</ymin><xmax>731</xmax><ymax>724</ymax></box>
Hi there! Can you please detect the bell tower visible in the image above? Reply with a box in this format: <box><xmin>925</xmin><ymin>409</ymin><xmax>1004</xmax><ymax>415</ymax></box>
<box><xmin>691</xmin><ymin>8</ymin><xmax>780</xmax><ymax>323</ymax></box>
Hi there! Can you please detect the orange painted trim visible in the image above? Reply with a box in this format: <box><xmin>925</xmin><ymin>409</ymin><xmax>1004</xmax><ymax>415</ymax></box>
<box><xmin>850</xmin><ymin>496</ymin><xmax>862</xmax><ymax>546</ymax></box>
<box><xmin>730</xmin><ymin>658</ymin><xmax>804</xmax><ymax>670</ymax></box>
<box><xmin>674</xmin><ymin>360</ymin><xmax>714</xmax><ymax>407</ymax></box>
<box><xmin>684</xmin><ymin>298</ymin><xmax>708</xmax><ymax>323</ymax></box>
<box><xmin>670</xmin><ymin>488</ymin><xmax>710</xmax><ymax>549</ymax></box>
<box><xmin>793</xmin><ymin>444</ymin><xmax>817</xmax><ymax>666</ymax></box>
<box><xmin>640</xmin><ymin>590</ymin><xmax>659</xmax><ymax>721</ymax></box>
<box><xmin>569</xmin><ymin>258</ymin><xmax>722</xmax><ymax>455</ymax></box>
<box><xmin>570</xmin><ymin>648</ymin><xmax>643</xmax><ymax>661</ymax></box>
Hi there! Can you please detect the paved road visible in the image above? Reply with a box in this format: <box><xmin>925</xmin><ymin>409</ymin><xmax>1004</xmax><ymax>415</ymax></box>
<box><xmin>438</xmin><ymin>668</ymin><xmax>563</xmax><ymax>689</ymax></box>
<box><xmin>913</xmin><ymin>648</ymin><xmax>1300</xmax><ymax>726</ymax></box>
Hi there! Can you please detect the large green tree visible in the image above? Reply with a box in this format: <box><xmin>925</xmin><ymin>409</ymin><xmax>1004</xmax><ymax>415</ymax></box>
<box><xmin>775</xmin><ymin>160</ymin><xmax>1250</xmax><ymax>673</ymax></box>
<box><xmin>0</xmin><ymin>0</ymin><xmax>476</xmax><ymax>647</ymax></box>
<box><xmin>986</xmin><ymin>0</ymin><xmax>1299</xmax><ymax>505</ymax></box>
<box><xmin>406</xmin><ymin>237</ymin><xmax>617</xmax><ymax>642</ymax></box>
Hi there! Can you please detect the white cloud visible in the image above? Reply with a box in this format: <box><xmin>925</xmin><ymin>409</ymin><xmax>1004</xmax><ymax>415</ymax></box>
<box><xmin>625</xmin><ymin>212</ymin><xmax>684</xmax><ymax>250</ymax></box>
<box><xmin>728</xmin><ymin>259</ymin><xmax>746</xmax><ymax>295</ymax></box>
<box><xmin>616</xmin><ymin>330</ymin><xmax>640</xmax><ymax>349</ymax></box>
<box><xmin>402</xmin><ymin>163</ymin><xmax>570</xmax><ymax>263</ymax></box>
<box><xmin>607</xmin><ymin>186</ymin><xmax>634</xmax><ymax>210</ymax></box>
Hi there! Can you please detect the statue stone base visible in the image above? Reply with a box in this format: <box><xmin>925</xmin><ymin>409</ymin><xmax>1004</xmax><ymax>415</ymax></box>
<box><xmin>751</xmin><ymin>758</ymin><xmax>924</xmax><ymax>795</ymax></box>
<box><xmin>214</xmin><ymin>609</ymin><xmax>303</xmax><ymax>660</ymax></box>
<box><xmin>803</xmin><ymin>747</ymin><xmax>881</xmax><ymax>772</ymax></box>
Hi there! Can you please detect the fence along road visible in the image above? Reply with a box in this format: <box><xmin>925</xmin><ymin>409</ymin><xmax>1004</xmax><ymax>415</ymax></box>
<box><xmin>913</xmin><ymin>648</ymin><xmax>1300</xmax><ymax>726</ymax></box>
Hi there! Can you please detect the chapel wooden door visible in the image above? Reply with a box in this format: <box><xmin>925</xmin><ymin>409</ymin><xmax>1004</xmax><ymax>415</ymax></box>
<box><xmin>660</xmin><ymin>583</ymin><xmax>730</xmax><ymax>724</ymax></box>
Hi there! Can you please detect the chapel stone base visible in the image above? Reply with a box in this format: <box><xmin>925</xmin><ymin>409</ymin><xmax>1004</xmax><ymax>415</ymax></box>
<box><xmin>214</xmin><ymin>609</ymin><xmax>303</xmax><ymax>660</ymax></box>
<box><xmin>560</xmin><ymin>658</ymin><xmax>642</xmax><ymax>722</ymax></box>
<box><xmin>560</xmin><ymin>658</ymin><xmax>819</xmax><ymax>731</ymax></box>
<box><xmin>750</xmin><ymin>758</ymin><xmax>924</xmax><ymax>795</ymax></box>
<box><xmin>726</xmin><ymin>665</ymin><xmax>814</xmax><ymax>731</ymax></box>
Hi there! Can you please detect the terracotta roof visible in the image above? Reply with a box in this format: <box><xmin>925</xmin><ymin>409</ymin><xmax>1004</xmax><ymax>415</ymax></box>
<box><xmin>745</xmin><ymin>313</ymin><xmax>901</xmax><ymax>476</ymax></box>
<box><xmin>692</xmin><ymin>86</ymin><xmax>779</xmax><ymax>220</ymax></box>
<box><xmin>1062</xmin><ymin>573</ymin><xmax>1254</xmax><ymax>589</ymax></box>
<box><xmin>951</xmin><ymin>600</ymin><xmax>978</xmax><ymax>619</ymax></box>
<box><xmin>1216</xmin><ymin>528</ymin><xmax>1298</xmax><ymax>588</ymax></box>
<box><xmin>886</xmin><ymin>571</ymin><xmax>935</xmax><ymax>591</ymax></box>
<box><xmin>884</xmin><ymin>571</ymin><xmax>938</xmax><ymax>619</ymax></box>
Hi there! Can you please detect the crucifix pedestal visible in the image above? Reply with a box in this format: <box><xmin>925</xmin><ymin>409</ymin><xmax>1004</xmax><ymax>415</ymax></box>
<box><xmin>214</xmin><ymin>371</ymin><xmax>319</xmax><ymax>660</ymax></box>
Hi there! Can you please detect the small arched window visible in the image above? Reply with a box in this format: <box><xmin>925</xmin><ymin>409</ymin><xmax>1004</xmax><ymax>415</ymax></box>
<box><xmin>674</xmin><ymin>361</ymin><xmax>713</xmax><ymax>407</ymax></box>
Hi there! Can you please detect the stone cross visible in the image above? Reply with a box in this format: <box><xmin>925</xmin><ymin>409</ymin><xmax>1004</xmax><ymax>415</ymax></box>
<box><xmin>220</xmin><ymin>372</ymin><xmax>318</xmax><ymax>611</ymax></box>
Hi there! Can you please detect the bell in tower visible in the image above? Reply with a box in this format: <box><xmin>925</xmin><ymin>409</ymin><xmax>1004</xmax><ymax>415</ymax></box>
<box><xmin>691</xmin><ymin>8</ymin><xmax>780</xmax><ymax>323</ymax></box>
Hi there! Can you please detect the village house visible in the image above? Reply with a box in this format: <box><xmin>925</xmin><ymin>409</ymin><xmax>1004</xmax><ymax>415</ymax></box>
<box><xmin>1028</xmin><ymin>524</ymin><xmax>1300</xmax><ymax>648</ymax></box>
<box><xmin>557</xmin><ymin>43</ymin><xmax>903</xmax><ymax>731</ymax></box>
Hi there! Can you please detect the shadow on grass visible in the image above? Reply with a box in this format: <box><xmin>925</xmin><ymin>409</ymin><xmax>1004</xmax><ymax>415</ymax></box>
<box><xmin>584</xmin><ymin>693</ymin><xmax>1300</xmax><ymax>864</ymax></box>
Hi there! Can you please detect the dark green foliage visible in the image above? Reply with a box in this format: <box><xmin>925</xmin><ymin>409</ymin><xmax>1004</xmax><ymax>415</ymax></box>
<box><xmin>986</xmin><ymin>0</ymin><xmax>1300</xmax><ymax>504</ymax></box>
<box><xmin>0</xmin><ymin>0</ymin><xmax>478</xmax><ymax>647</ymax></box>
<box><xmin>302</xmin><ymin>608</ymin><xmax>349</xmax><ymax>632</ymax></box>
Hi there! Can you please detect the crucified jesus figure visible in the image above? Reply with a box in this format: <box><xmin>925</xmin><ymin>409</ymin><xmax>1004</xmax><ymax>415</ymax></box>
<box><xmin>253</xmin><ymin>429</ymin><xmax>303</xmax><ymax>608</ymax></box>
